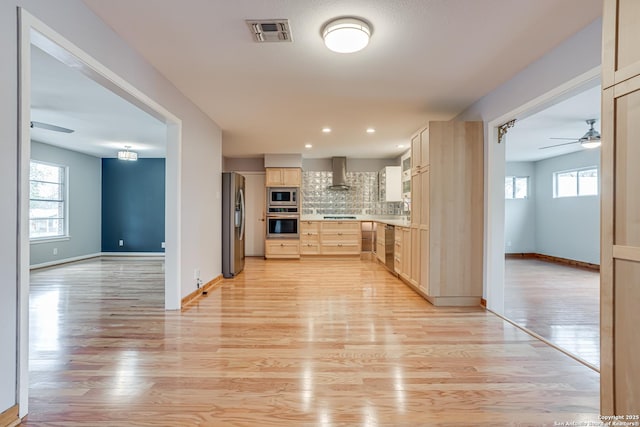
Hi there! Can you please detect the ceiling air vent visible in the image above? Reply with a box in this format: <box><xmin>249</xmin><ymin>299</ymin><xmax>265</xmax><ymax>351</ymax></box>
<box><xmin>246</xmin><ymin>19</ymin><xmax>292</xmax><ymax>42</ymax></box>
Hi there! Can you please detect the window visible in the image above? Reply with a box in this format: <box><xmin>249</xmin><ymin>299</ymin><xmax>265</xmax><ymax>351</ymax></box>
<box><xmin>505</xmin><ymin>176</ymin><xmax>528</xmax><ymax>199</ymax></box>
<box><xmin>30</xmin><ymin>160</ymin><xmax>67</xmax><ymax>239</ymax></box>
<box><xmin>553</xmin><ymin>167</ymin><xmax>598</xmax><ymax>198</ymax></box>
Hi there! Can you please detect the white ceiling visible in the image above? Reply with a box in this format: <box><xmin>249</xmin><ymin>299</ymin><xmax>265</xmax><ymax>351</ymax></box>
<box><xmin>31</xmin><ymin>46</ymin><xmax>167</xmax><ymax>158</ymax></box>
<box><xmin>505</xmin><ymin>84</ymin><xmax>601</xmax><ymax>162</ymax></box>
<box><xmin>32</xmin><ymin>0</ymin><xmax>603</xmax><ymax>160</ymax></box>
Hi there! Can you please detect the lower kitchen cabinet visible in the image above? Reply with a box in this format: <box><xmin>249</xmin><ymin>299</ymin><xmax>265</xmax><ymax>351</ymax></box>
<box><xmin>320</xmin><ymin>221</ymin><xmax>361</xmax><ymax>255</ymax></box>
<box><xmin>375</xmin><ymin>222</ymin><xmax>386</xmax><ymax>263</ymax></box>
<box><xmin>300</xmin><ymin>221</ymin><xmax>320</xmax><ymax>255</ymax></box>
<box><xmin>265</xmin><ymin>239</ymin><xmax>300</xmax><ymax>259</ymax></box>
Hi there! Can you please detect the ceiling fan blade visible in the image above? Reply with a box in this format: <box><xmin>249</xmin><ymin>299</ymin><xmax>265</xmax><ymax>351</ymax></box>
<box><xmin>549</xmin><ymin>137</ymin><xmax>579</xmax><ymax>140</ymax></box>
<box><xmin>30</xmin><ymin>121</ymin><xmax>75</xmax><ymax>133</ymax></box>
<box><xmin>539</xmin><ymin>140</ymin><xmax>580</xmax><ymax>150</ymax></box>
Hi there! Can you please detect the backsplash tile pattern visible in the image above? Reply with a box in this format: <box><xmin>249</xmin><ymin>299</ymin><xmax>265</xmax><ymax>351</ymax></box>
<box><xmin>302</xmin><ymin>171</ymin><xmax>402</xmax><ymax>215</ymax></box>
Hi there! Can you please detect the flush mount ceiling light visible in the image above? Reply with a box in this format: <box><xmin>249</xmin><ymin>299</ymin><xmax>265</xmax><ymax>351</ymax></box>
<box><xmin>366</xmin><ymin>128</ymin><xmax>376</xmax><ymax>134</ymax></box>
<box><xmin>322</xmin><ymin>127</ymin><xmax>332</xmax><ymax>133</ymax></box>
<box><xmin>322</xmin><ymin>18</ymin><xmax>371</xmax><ymax>53</ymax></box>
<box><xmin>117</xmin><ymin>145</ymin><xmax>138</xmax><ymax>161</ymax></box>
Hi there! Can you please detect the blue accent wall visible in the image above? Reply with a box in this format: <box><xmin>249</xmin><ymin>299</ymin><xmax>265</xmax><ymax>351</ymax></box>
<box><xmin>102</xmin><ymin>158</ymin><xmax>165</xmax><ymax>252</ymax></box>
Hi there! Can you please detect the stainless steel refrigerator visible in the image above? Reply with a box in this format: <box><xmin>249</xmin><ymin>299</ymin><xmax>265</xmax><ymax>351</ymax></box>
<box><xmin>222</xmin><ymin>172</ymin><xmax>245</xmax><ymax>278</ymax></box>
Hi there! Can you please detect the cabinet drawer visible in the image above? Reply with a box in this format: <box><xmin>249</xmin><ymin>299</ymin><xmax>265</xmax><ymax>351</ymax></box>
<box><xmin>301</xmin><ymin>233</ymin><xmax>319</xmax><ymax>243</ymax></box>
<box><xmin>266</xmin><ymin>240</ymin><xmax>300</xmax><ymax>257</ymax></box>
<box><xmin>300</xmin><ymin>242</ymin><xmax>320</xmax><ymax>255</ymax></box>
<box><xmin>321</xmin><ymin>243</ymin><xmax>360</xmax><ymax>255</ymax></box>
<box><xmin>300</xmin><ymin>221</ymin><xmax>320</xmax><ymax>233</ymax></box>
<box><xmin>322</xmin><ymin>232</ymin><xmax>359</xmax><ymax>244</ymax></box>
<box><xmin>321</xmin><ymin>221</ymin><xmax>360</xmax><ymax>233</ymax></box>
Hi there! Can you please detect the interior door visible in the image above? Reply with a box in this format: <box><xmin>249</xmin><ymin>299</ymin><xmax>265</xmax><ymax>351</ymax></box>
<box><xmin>243</xmin><ymin>172</ymin><xmax>266</xmax><ymax>257</ymax></box>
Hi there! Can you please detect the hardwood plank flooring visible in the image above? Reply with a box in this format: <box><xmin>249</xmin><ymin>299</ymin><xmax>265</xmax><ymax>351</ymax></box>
<box><xmin>25</xmin><ymin>256</ymin><xmax>599</xmax><ymax>426</ymax></box>
<box><xmin>504</xmin><ymin>258</ymin><xmax>600</xmax><ymax>369</ymax></box>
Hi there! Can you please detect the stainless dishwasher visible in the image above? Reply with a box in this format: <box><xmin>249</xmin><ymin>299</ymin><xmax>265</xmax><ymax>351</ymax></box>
<box><xmin>384</xmin><ymin>224</ymin><xmax>395</xmax><ymax>271</ymax></box>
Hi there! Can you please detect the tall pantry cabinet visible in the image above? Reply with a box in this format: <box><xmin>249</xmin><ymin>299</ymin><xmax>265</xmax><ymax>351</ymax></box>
<box><xmin>601</xmin><ymin>0</ymin><xmax>640</xmax><ymax>415</ymax></box>
<box><xmin>410</xmin><ymin>121</ymin><xmax>483</xmax><ymax>306</ymax></box>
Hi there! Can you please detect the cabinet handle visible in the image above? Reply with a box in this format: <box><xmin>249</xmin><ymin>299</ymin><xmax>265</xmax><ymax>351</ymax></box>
<box><xmin>280</xmin><ymin>243</ymin><xmax>284</xmax><ymax>247</ymax></box>
<box><xmin>338</xmin><ymin>232</ymin><xmax>343</xmax><ymax>236</ymax></box>
<box><xmin>338</xmin><ymin>244</ymin><xmax>343</xmax><ymax>247</ymax></box>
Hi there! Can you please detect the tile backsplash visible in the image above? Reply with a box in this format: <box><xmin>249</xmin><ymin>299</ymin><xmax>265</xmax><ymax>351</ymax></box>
<box><xmin>302</xmin><ymin>171</ymin><xmax>403</xmax><ymax>215</ymax></box>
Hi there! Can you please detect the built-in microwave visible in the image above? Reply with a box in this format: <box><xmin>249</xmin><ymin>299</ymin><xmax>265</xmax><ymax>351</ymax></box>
<box><xmin>266</xmin><ymin>215</ymin><xmax>299</xmax><ymax>239</ymax></box>
<box><xmin>267</xmin><ymin>187</ymin><xmax>298</xmax><ymax>207</ymax></box>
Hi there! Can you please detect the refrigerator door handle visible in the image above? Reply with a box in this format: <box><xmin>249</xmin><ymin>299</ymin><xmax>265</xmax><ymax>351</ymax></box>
<box><xmin>238</xmin><ymin>188</ymin><xmax>245</xmax><ymax>241</ymax></box>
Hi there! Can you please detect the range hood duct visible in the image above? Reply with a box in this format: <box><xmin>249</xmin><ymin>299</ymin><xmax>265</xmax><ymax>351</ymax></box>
<box><xmin>329</xmin><ymin>157</ymin><xmax>350</xmax><ymax>190</ymax></box>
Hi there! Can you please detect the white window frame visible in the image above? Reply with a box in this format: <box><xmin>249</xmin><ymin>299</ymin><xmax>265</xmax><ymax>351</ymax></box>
<box><xmin>553</xmin><ymin>166</ymin><xmax>599</xmax><ymax>198</ymax></box>
<box><xmin>29</xmin><ymin>160</ymin><xmax>69</xmax><ymax>241</ymax></box>
<box><xmin>505</xmin><ymin>176</ymin><xmax>529</xmax><ymax>199</ymax></box>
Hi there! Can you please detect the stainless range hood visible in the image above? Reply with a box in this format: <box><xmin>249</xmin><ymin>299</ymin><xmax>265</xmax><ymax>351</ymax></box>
<box><xmin>329</xmin><ymin>157</ymin><xmax>350</xmax><ymax>190</ymax></box>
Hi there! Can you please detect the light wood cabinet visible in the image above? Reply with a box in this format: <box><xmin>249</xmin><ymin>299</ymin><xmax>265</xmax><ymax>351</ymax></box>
<box><xmin>394</xmin><ymin>229</ymin><xmax>402</xmax><ymax>274</ymax></box>
<box><xmin>265</xmin><ymin>167</ymin><xmax>301</xmax><ymax>187</ymax></box>
<box><xmin>603</xmin><ymin>0</ymin><xmax>640</xmax><ymax>89</ymax></box>
<box><xmin>410</xmin><ymin>127</ymin><xmax>430</xmax><ymax>175</ymax></box>
<box><xmin>265</xmin><ymin>239</ymin><xmax>300</xmax><ymax>258</ymax></box>
<box><xmin>320</xmin><ymin>221</ymin><xmax>361</xmax><ymax>255</ymax></box>
<box><xmin>376</xmin><ymin>222</ymin><xmax>386</xmax><ymax>263</ymax></box>
<box><xmin>300</xmin><ymin>221</ymin><xmax>320</xmax><ymax>255</ymax></box>
<box><xmin>401</xmin><ymin>227</ymin><xmax>411</xmax><ymax>282</ymax></box>
<box><xmin>408</xmin><ymin>121</ymin><xmax>483</xmax><ymax>306</ymax></box>
<box><xmin>601</xmin><ymin>2</ymin><xmax>640</xmax><ymax>412</ymax></box>
<box><xmin>409</xmin><ymin>227</ymin><xmax>420</xmax><ymax>288</ymax></box>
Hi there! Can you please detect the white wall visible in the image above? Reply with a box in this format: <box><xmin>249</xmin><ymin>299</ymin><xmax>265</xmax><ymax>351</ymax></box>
<box><xmin>505</xmin><ymin>162</ymin><xmax>536</xmax><ymax>253</ymax></box>
<box><xmin>1</xmin><ymin>0</ymin><xmax>223</xmax><ymax>416</ymax></box>
<box><xmin>535</xmin><ymin>149</ymin><xmax>600</xmax><ymax>264</ymax></box>
<box><xmin>0</xmin><ymin>2</ymin><xmax>18</xmax><ymax>414</ymax></box>
<box><xmin>30</xmin><ymin>141</ymin><xmax>102</xmax><ymax>266</ymax></box>
<box><xmin>454</xmin><ymin>17</ymin><xmax>602</xmax><ymax>305</ymax></box>
<box><xmin>302</xmin><ymin>158</ymin><xmax>398</xmax><ymax>172</ymax></box>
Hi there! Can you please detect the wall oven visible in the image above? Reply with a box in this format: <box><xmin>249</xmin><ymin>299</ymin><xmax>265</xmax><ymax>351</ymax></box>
<box><xmin>266</xmin><ymin>215</ymin><xmax>299</xmax><ymax>239</ymax></box>
<box><xmin>267</xmin><ymin>187</ymin><xmax>298</xmax><ymax>206</ymax></box>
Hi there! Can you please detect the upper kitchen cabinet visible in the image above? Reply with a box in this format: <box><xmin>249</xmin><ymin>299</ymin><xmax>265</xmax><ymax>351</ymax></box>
<box><xmin>265</xmin><ymin>167</ymin><xmax>301</xmax><ymax>187</ymax></box>
<box><xmin>401</xmin><ymin>150</ymin><xmax>411</xmax><ymax>200</ymax></box>
<box><xmin>411</xmin><ymin>127</ymin><xmax>430</xmax><ymax>174</ymax></box>
<box><xmin>603</xmin><ymin>0</ymin><xmax>640</xmax><ymax>89</ymax></box>
<box><xmin>379</xmin><ymin>166</ymin><xmax>402</xmax><ymax>202</ymax></box>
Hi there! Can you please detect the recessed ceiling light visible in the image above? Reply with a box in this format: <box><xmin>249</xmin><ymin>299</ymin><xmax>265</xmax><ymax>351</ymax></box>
<box><xmin>322</xmin><ymin>127</ymin><xmax>332</xmax><ymax>133</ymax></box>
<box><xmin>305</xmin><ymin>143</ymin><xmax>313</xmax><ymax>149</ymax></box>
<box><xmin>366</xmin><ymin>128</ymin><xmax>376</xmax><ymax>134</ymax></box>
<box><xmin>322</xmin><ymin>18</ymin><xmax>371</xmax><ymax>53</ymax></box>
<box><xmin>396</xmin><ymin>144</ymin><xmax>405</xmax><ymax>149</ymax></box>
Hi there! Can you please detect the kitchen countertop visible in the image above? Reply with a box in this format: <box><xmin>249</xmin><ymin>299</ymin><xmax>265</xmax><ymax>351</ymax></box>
<box><xmin>300</xmin><ymin>215</ymin><xmax>411</xmax><ymax>227</ymax></box>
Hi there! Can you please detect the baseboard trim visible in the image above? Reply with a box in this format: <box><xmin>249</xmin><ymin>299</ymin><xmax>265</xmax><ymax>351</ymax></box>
<box><xmin>30</xmin><ymin>252</ymin><xmax>166</xmax><ymax>270</ymax></box>
<box><xmin>505</xmin><ymin>252</ymin><xmax>600</xmax><ymax>272</ymax></box>
<box><xmin>101</xmin><ymin>252</ymin><xmax>165</xmax><ymax>258</ymax></box>
<box><xmin>181</xmin><ymin>275</ymin><xmax>223</xmax><ymax>309</ymax></box>
<box><xmin>0</xmin><ymin>405</ymin><xmax>19</xmax><ymax>427</ymax></box>
<box><xmin>30</xmin><ymin>253</ymin><xmax>101</xmax><ymax>270</ymax></box>
<box><xmin>480</xmin><ymin>298</ymin><xmax>487</xmax><ymax>308</ymax></box>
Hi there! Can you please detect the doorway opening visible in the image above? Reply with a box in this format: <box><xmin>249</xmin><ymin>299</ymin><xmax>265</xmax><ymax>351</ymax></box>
<box><xmin>18</xmin><ymin>9</ymin><xmax>182</xmax><ymax>415</ymax></box>
<box><xmin>484</xmin><ymin>68</ymin><xmax>601</xmax><ymax>371</ymax></box>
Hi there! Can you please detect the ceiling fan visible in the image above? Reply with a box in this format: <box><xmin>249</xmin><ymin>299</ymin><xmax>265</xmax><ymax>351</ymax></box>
<box><xmin>539</xmin><ymin>119</ymin><xmax>600</xmax><ymax>150</ymax></box>
<box><xmin>30</xmin><ymin>121</ymin><xmax>74</xmax><ymax>134</ymax></box>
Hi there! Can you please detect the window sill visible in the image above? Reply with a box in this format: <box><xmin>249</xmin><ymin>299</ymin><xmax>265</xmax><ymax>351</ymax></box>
<box><xmin>30</xmin><ymin>236</ymin><xmax>70</xmax><ymax>245</ymax></box>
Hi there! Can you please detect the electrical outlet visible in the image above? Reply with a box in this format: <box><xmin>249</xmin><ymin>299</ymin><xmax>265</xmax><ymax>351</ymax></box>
<box><xmin>119</xmin><ymin>240</ymin><xmax>124</xmax><ymax>247</ymax></box>
<box><xmin>161</xmin><ymin>242</ymin><xmax>166</xmax><ymax>248</ymax></box>
<box><xmin>53</xmin><ymin>247</ymin><xmax>58</xmax><ymax>255</ymax></box>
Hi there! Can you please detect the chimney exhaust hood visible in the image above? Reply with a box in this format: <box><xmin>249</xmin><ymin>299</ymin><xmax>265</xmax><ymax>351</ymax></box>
<box><xmin>329</xmin><ymin>157</ymin><xmax>350</xmax><ymax>190</ymax></box>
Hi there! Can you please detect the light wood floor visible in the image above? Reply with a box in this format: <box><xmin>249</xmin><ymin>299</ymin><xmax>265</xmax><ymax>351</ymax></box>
<box><xmin>504</xmin><ymin>258</ymin><xmax>600</xmax><ymax>369</ymax></box>
<box><xmin>25</xmin><ymin>256</ymin><xmax>600</xmax><ymax>426</ymax></box>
